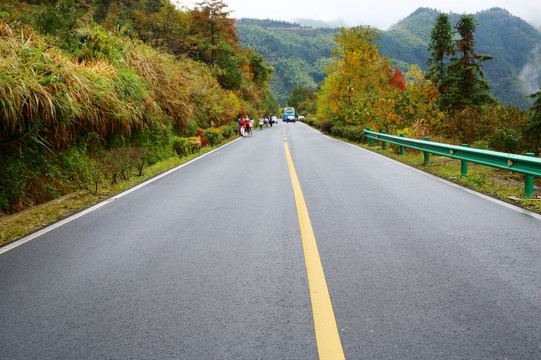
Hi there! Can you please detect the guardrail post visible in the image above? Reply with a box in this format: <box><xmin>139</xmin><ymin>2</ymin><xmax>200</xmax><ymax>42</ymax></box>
<box><xmin>524</xmin><ymin>153</ymin><xmax>535</xmax><ymax>198</ymax></box>
<box><xmin>381</xmin><ymin>130</ymin><xmax>386</xmax><ymax>150</ymax></box>
<box><xmin>460</xmin><ymin>144</ymin><xmax>469</xmax><ymax>176</ymax></box>
<box><xmin>423</xmin><ymin>136</ymin><xmax>430</xmax><ymax>164</ymax></box>
<box><xmin>367</xmin><ymin>129</ymin><xmax>374</xmax><ymax>147</ymax></box>
<box><xmin>399</xmin><ymin>134</ymin><xmax>405</xmax><ymax>155</ymax></box>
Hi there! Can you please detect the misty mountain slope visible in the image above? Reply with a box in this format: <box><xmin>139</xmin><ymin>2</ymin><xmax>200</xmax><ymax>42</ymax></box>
<box><xmin>237</xmin><ymin>8</ymin><xmax>541</xmax><ymax>108</ymax></box>
<box><xmin>379</xmin><ymin>7</ymin><xmax>541</xmax><ymax>107</ymax></box>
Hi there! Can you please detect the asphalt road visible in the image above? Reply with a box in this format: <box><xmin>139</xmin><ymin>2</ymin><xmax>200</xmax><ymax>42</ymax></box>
<box><xmin>1</xmin><ymin>121</ymin><xmax>540</xmax><ymax>359</ymax></box>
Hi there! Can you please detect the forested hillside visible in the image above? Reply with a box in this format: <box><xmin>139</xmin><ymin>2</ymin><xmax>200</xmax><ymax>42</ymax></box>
<box><xmin>237</xmin><ymin>19</ymin><xmax>335</xmax><ymax>105</ymax></box>
<box><xmin>379</xmin><ymin>8</ymin><xmax>541</xmax><ymax>108</ymax></box>
<box><xmin>238</xmin><ymin>8</ymin><xmax>541</xmax><ymax>108</ymax></box>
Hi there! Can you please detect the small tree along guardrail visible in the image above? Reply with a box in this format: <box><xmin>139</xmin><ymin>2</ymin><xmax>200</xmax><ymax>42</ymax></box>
<box><xmin>364</xmin><ymin>129</ymin><xmax>541</xmax><ymax>198</ymax></box>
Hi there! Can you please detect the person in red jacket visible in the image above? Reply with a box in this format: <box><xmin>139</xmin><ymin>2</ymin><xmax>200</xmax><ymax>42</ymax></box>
<box><xmin>239</xmin><ymin>118</ymin><xmax>245</xmax><ymax>137</ymax></box>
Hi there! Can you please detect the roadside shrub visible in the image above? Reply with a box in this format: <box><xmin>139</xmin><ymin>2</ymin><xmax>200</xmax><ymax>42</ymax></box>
<box><xmin>345</xmin><ymin>126</ymin><xmax>365</xmax><ymax>143</ymax></box>
<box><xmin>197</xmin><ymin>129</ymin><xmax>208</xmax><ymax>147</ymax></box>
<box><xmin>229</xmin><ymin>122</ymin><xmax>239</xmax><ymax>135</ymax></box>
<box><xmin>330</xmin><ymin>125</ymin><xmax>345</xmax><ymax>138</ymax></box>
<box><xmin>220</xmin><ymin>124</ymin><xmax>234</xmax><ymax>138</ymax></box>
<box><xmin>141</xmin><ymin>125</ymin><xmax>171</xmax><ymax>165</ymax></box>
<box><xmin>472</xmin><ymin>139</ymin><xmax>489</xmax><ymax>150</ymax></box>
<box><xmin>439</xmin><ymin>108</ymin><xmax>494</xmax><ymax>144</ymax></box>
<box><xmin>203</xmin><ymin>128</ymin><xmax>224</xmax><ymax>146</ymax></box>
<box><xmin>320</xmin><ymin>121</ymin><xmax>334</xmax><ymax>133</ymax></box>
<box><xmin>102</xmin><ymin>148</ymin><xmax>136</xmax><ymax>184</ymax></box>
<box><xmin>489</xmin><ymin>128</ymin><xmax>521</xmax><ymax>154</ymax></box>
<box><xmin>331</xmin><ymin>125</ymin><xmax>365</xmax><ymax>143</ymax></box>
<box><xmin>130</xmin><ymin>147</ymin><xmax>146</xmax><ymax>176</ymax></box>
<box><xmin>0</xmin><ymin>149</ymin><xmax>66</xmax><ymax>212</ymax></box>
<box><xmin>60</xmin><ymin>144</ymin><xmax>98</xmax><ymax>192</ymax></box>
<box><xmin>0</xmin><ymin>157</ymin><xmax>30</xmax><ymax>211</ymax></box>
<box><xmin>171</xmin><ymin>136</ymin><xmax>190</xmax><ymax>157</ymax></box>
<box><xmin>185</xmin><ymin>120</ymin><xmax>198</xmax><ymax>137</ymax></box>
<box><xmin>188</xmin><ymin>136</ymin><xmax>202</xmax><ymax>153</ymax></box>
<box><xmin>311</xmin><ymin>118</ymin><xmax>323</xmax><ymax>129</ymax></box>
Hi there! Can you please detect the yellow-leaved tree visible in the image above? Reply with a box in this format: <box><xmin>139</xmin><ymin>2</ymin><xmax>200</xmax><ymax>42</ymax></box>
<box><xmin>317</xmin><ymin>26</ymin><xmax>395</xmax><ymax>129</ymax></box>
<box><xmin>316</xmin><ymin>27</ymin><xmax>440</xmax><ymax>135</ymax></box>
<box><xmin>398</xmin><ymin>65</ymin><xmax>441</xmax><ymax>137</ymax></box>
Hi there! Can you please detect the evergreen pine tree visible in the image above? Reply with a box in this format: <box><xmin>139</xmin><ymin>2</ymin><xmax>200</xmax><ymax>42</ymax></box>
<box><xmin>443</xmin><ymin>14</ymin><xmax>493</xmax><ymax>111</ymax></box>
<box><xmin>426</xmin><ymin>13</ymin><xmax>454</xmax><ymax>98</ymax></box>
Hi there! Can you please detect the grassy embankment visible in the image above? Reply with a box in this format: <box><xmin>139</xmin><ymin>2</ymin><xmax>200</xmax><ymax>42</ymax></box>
<box><xmin>0</xmin><ymin>12</ymin><xmax>270</xmax><ymax>245</ymax></box>
<box><xmin>0</xmin><ymin>136</ymin><xmax>239</xmax><ymax>246</ymax></box>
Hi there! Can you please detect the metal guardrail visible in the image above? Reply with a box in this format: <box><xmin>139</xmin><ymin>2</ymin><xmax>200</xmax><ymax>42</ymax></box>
<box><xmin>364</xmin><ymin>129</ymin><xmax>541</xmax><ymax>198</ymax></box>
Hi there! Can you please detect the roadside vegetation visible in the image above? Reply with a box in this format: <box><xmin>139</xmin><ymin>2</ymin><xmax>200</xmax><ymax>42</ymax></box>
<box><xmin>311</xmin><ymin>16</ymin><xmax>540</xmax><ymax>154</ymax></box>
<box><xmin>238</xmin><ymin>9</ymin><xmax>541</xmax><ymax>109</ymax></box>
<box><xmin>0</xmin><ymin>134</ymin><xmax>238</xmax><ymax>245</ymax></box>
<box><xmin>0</xmin><ymin>0</ymin><xmax>279</xmax><ymax>219</ymax></box>
<box><xmin>296</xmin><ymin>14</ymin><xmax>541</xmax><ymax>211</ymax></box>
<box><xmin>2</xmin><ymin>3</ymin><xmax>540</xmax><ymax>243</ymax></box>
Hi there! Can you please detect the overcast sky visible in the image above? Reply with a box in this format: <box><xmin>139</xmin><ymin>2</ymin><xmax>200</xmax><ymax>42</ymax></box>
<box><xmin>178</xmin><ymin>0</ymin><xmax>541</xmax><ymax>29</ymax></box>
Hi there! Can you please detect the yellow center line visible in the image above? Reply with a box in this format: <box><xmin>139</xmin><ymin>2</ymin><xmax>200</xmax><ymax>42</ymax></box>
<box><xmin>284</xmin><ymin>142</ymin><xmax>345</xmax><ymax>360</ymax></box>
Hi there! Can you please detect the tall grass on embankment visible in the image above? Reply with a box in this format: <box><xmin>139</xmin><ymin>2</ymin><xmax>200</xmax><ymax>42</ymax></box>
<box><xmin>0</xmin><ymin>21</ymin><xmax>241</xmax><ymax>213</ymax></box>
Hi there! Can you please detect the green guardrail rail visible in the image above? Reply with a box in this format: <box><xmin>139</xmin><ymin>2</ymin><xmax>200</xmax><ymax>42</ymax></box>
<box><xmin>364</xmin><ymin>129</ymin><xmax>541</xmax><ymax>198</ymax></box>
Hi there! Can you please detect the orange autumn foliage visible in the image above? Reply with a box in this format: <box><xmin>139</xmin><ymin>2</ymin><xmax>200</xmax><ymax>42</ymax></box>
<box><xmin>388</xmin><ymin>67</ymin><xmax>406</xmax><ymax>91</ymax></box>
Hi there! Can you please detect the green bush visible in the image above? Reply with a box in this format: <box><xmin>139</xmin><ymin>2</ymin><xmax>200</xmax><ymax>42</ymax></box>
<box><xmin>472</xmin><ymin>139</ymin><xmax>490</xmax><ymax>150</ymax></box>
<box><xmin>36</xmin><ymin>0</ymin><xmax>78</xmax><ymax>37</ymax></box>
<box><xmin>203</xmin><ymin>128</ymin><xmax>224</xmax><ymax>146</ymax></box>
<box><xmin>489</xmin><ymin>128</ymin><xmax>521</xmax><ymax>153</ymax></box>
<box><xmin>141</xmin><ymin>125</ymin><xmax>172</xmax><ymax>165</ymax></box>
<box><xmin>0</xmin><ymin>149</ymin><xmax>63</xmax><ymax>211</ymax></box>
<box><xmin>220</xmin><ymin>124</ymin><xmax>234</xmax><ymax>138</ymax></box>
<box><xmin>229</xmin><ymin>122</ymin><xmax>239</xmax><ymax>135</ymax></box>
<box><xmin>185</xmin><ymin>120</ymin><xmax>198</xmax><ymax>137</ymax></box>
<box><xmin>331</xmin><ymin>125</ymin><xmax>365</xmax><ymax>143</ymax></box>
<box><xmin>60</xmin><ymin>144</ymin><xmax>95</xmax><ymax>191</ymax></box>
<box><xmin>0</xmin><ymin>157</ymin><xmax>29</xmax><ymax>211</ymax></box>
<box><xmin>171</xmin><ymin>136</ymin><xmax>191</xmax><ymax>157</ymax></box>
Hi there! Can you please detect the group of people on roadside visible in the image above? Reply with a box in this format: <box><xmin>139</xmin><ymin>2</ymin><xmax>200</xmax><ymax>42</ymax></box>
<box><xmin>238</xmin><ymin>117</ymin><xmax>253</xmax><ymax>137</ymax></box>
<box><xmin>258</xmin><ymin>117</ymin><xmax>276</xmax><ymax>129</ymax></box>
<box><xmin>239</xmin><ymin>115</ymin><xmax>278</xmax><ymax>137</ymax></box>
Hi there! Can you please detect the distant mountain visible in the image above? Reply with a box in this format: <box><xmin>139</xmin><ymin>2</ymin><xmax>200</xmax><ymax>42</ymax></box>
<box><xmin>237</xmin><ymin>8</ymin><xmax>541</xmax><ymax>108</ymax></box>
<box><xmin>236</xmin><ymin>19</ymin><xmax>336</xmax><ymax>105</ymax></box>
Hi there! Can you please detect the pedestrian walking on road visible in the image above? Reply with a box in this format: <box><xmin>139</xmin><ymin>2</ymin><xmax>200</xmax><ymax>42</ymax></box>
<box><xmin>239</xmin><ymin>118</ymin><xmax>245</xmax><ymax>137</ymax></box>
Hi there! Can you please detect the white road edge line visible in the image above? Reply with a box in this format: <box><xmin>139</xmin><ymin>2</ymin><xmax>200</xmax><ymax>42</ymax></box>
<box><xmin>0</xmin><ymin>138</ymin><xmax>242</xmax><ymax>255</ymax></box>
<box><xmin>349</xmin><ymin>140</ymin><xmax>541</xmax><ymax>221</ymax></box>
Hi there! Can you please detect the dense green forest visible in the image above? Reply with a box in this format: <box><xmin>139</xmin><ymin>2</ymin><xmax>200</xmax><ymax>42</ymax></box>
<box><xmin>237</xmin><ymin>19</ymin><xmax>335</xmax><ymax>105</ymax></box>
<box><xmin>238</xmin><ymin>8</ymin><xmax>541</xmax><ymax>108</ymax></box>
<box><xmin>0</xmin><ymin>0</ymin><xmax>278</xmax><ymax>214</ymax></box>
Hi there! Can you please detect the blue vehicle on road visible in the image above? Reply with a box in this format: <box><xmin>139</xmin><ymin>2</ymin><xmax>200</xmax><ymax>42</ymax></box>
<box><xmin>283</xmin><ymin>107</ymin><xmax>296</xmax><ymax>122</ymax></box>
